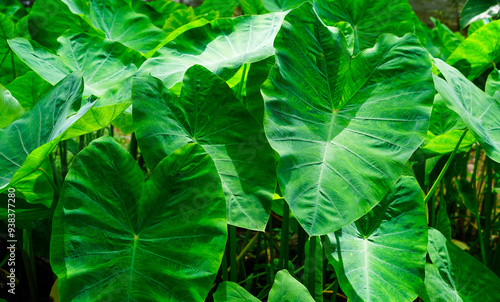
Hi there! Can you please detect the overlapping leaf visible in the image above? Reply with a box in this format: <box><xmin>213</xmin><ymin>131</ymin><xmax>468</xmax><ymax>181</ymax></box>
<box><xmin>420</xmin><ymin>229</ymin><xmax>500</xmax><ymax>302</ymax></box>
<box><xmin>446</xmin><ymin>20</ymin><xmax>500</xmax><ymax>81</ymax></box>
<box><xmin>313</xmin><ymin>0</ymin><xmax>415</xmax><ymax>53</ymax></box>
<box><xmin>133</xmin><ymin>65</ymin><xmax>277</xmax><ymax>231</ymax></box>
<box><xmin>9</xmin><ymin>32</ymin><xmax>143</xmax><ymax>137</ymax></box>
<box><xmin>262</xmin><ymin>3</ymin><xmax>433</xmax><ymax>235</ymax></box>
<box><xmin>433</xmin><ymin>59</ymin><xmax>500</xmax><ymax>163</ymax></box>
<box><xmin>51</xmin><ymin>138</ymin><xmax>227</xmax><ymax>301</ymax></box>
<box><xmin>5</xmin><ymin>71</ymin><xmax>52</xmax><ymax>109</ymax></box>
<box><xmin>0</xmin><ymin>73</ymin><xmax>93</xmax><ymax>191</ymax></box>
<box><xmin>213</xmin><ymin>282</ymin><xmax>260</xmax><ymax>302</ymax></box>
<box><xmin>0</xmin><ymin>84</ymin><xmax>24</xmax><ymax>128</ymax></box>
<box><xmin>460</xmin><ymin>0</ymin><xmax>500</xmax><ymax>29</ymax></box>
<box><xmin>324</xmin><ymin>175</ymin><xmax>427</xmax><ymax>302</ymax></box>
<box><xmin>139</xmin><ymin>12</ymin><xmax>286</xmax><ymax>88</ymax></box>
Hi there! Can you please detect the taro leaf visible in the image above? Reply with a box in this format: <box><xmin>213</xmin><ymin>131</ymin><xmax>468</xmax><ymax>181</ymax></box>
<box><xmin>29</xmin><ymin>0</ymin><xmax>98</xmax><ymax>51</ymax></box>
<box><xmin>429</xmin><ymin>94</ymin><xmax>466</xmax><ymax>136</ymax></box>
<box><xmin>324</xmin><ymin>176</ymin><xmax>427</xmax><ymax>302</ymax></box>
<box><xmin>5</xmin><ymin>71</ymin><xmax>52</xmax><ymax>109</ymax></box>
<box><xmin>51</xmin><ymin>137</ymin><xmax>227</xmax><ymax>301</ymax></box>
<box><xmin>0</xmin><ymin>194</ymin><xmax>54</xmax><ymax>226</ymax></box>
<box><xmin>446</xmin><ymin>20</ymin><xmax>500</xmax><ymax>81</ymax></box>
<box><xmin>313</xmin><ymin>0</ymin><xmax>415</xmax><ymax>54</ymax></box>
<box><xmin>61</xmin><ymin>0</ymin><xmax>89</xmax><ymax>15</ymax></box>
<box><xmin>486</xmin><ymin>68</ymin><xmax>500</xmax><ymax>97</ymax></box>
<box><xmin>0</xmin><ymin>73</ymin><xmax>94</xmax><ymax>191</ymax></box>
<box><xmin>420</xmin><ymin>228</ymin><xmax>500</xmax><ymax>302</ymax></box>
<box><xmin>268</xmin><ymin>270</ymin><xmax>315</xmax><ymax>302</ymax></box>
<box><xmin>262</xmin><ymin>0</ymin><xmax>306</xmax><ymax>12</ymax></box>
<box><xmin>0</xmin><ymin>84</ymin><xmax>24</xmax><ymax>128</ymax></box>
<box><xmin>213</xmin><ymin>282</ymin><xmax>260</xmax><ymax>302</ymax></box>
<box><xmin>262</xmin><ymin>3</ymin><xmax>433</xmax><ymax>235</ymax></box>
<box><xmin>143</xmin><ymin>0</ymin><xmax>189</xmax><ymax>28</ymax></box>
<box><xmin>421</xmin><ymin>130</ymin><xmax>476</xmax><ymax>157</ymax></box>
<box><xmin>13</xmin><ymin>156</ymin><xmax>54</xmax><ymax>208</ymax></box>
<box><xmin>9</xmin><ymin>32</ymin><xmax>142</xmax><ymax>137</ymax></box>
<box><xmin>433</xmin><ymin>59</ymin><xmax>500</xmax><ymax>163</ymax></box>
<box><xmin>239</xmin><ymin>0</ymin><xmax>269</xmax><ymax>15</ymax></box>
<box><xmin>133</xmin><ymin>65</ymin><xmax>277</xmax><ymax>231</ymax></box>
<box><xmin>138</xmin><ymin>12</ymin><xmax>286</xmax><ymax>88</ymax></box>
<box><xmin>460</xmin><ymin>0</ymin><xmax>500</xmax><ymax>29</ymax></box>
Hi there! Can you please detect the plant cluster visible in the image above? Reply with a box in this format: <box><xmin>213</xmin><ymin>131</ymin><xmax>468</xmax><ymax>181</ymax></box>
<box><xmin>0</xmin><ymin>0</ymin><xmax>499</xmax><ymax>301</ymax></box>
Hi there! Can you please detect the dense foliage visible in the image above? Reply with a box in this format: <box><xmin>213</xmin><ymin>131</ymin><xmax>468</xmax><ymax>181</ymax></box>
<box><xmin>1</xmin><ymin>0</ymin><xmax>499</xmax><ymax>301</ymax></box>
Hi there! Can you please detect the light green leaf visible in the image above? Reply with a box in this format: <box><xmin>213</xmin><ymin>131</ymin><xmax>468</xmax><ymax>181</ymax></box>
<box><xmin>5</xmin><ymin>71</ymin><xmax>52</xmax><ymax>109</ymax></box>
<box><xmin>9</xmin><ymin>32</ymin><xmax>143</xmax><ymax>137</ymax></box>
<box><xmin>324</xmin><ymin>176</ymin><xmax>427</xmax><ymax>302</ymax></box>
<box><xmin>213</xmin><ymin>282</ymin><xmax>260</xmax><ymax>302</ymax></box>
<box><xmin>139</xmin><ymin>12</ymin><xmax>286</xmax><ymax>88</ymax></box>
<box><xmin>433</xmin><ymin>59</ymin><xmax>500</xmax><ymax>163</ymax></box>
<box><xmin>420</xmin><ymin>228</ymin><xmax>500</xmax><ymax>302</ymax></box>
<box><xmin>262</xmin><ymin>0</ymin><xmax>306</xmax><ymax>12</ymax></box>
<box><xmin>133</xmin><ymin>65</ymin><xmax>277</xmax><ymax>231</ymax></box>
<box><xmin>0</xmin><ymin>84</ymin><xmax>24</xmax><ymax>128</ymax></box>
<box><xmin>421</xmin><ymin>130</ymin><xmax>476</xmax><ymax>156</ymax></box>
<box><xmin>0</xmin><ymin>73</ymin><xmax>94</xmax><ymax>191</ymax></box>
<box><xmin>313</xmin><ymin>0</ymin><xmax>415</xmax><ymax>53</ymax></box>
<box><xmin>446</xmin><ymin>20</ymin><xmax>500</xmax><ymax>80</ymax></box>
<box><xmin>486</xmin><ymin>68</ymin><xmax>500</xmax><ymax>97</ymax></box>
<box><xmin>262</xmin><ymin>3</ymin><xmax>433</xmax><ymax>235</ymax></box>
<box><xmin>460</xmin><ymin>0</ymin><xmax>500</xmax><ymax>29</ymax></box>
<box><xmin>269</xmin><ymin>270</ymin><xmax>315</xmax><ymax>302</ymax></box>
<box><xmin>51</xmin><ymin>138</ymin><xmax>227</xmax><ymax>301</ymax></box>
<box><xmin>12</xmin><ymin>157</ymin><xmax>54</xmax><ymax>208</ymax></box>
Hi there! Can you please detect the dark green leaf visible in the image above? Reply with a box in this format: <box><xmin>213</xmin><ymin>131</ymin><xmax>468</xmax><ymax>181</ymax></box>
<box><xmin>133</xmin><ymin>65</ymin><xmax>277</xmax><ymax>231</ymax></box>
<box><xmin>460</xmin><ymin>0</ymin><xmax>500</xmax><ymax>29</ymax></box>
<box><xmin>51</xmin><ymin>138</ymin><xmax>227</xmax><ymax>301</ymax></box>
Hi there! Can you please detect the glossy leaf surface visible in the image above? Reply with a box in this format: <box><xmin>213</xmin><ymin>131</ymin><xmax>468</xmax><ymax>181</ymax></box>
<box><xmin>51</xmin><ymin>138</ymin><xmax>227</xmax><ymax>301</ymax></box>
<box><xmin>262</xmin><ymin>4</ymin><xmax>433</xmax><ymax>235</ymax></box>
<box><xmin>324</xmin><ymin>176</ymin><xmax>427</xmax><ymax>302</ymax></box>
<box><xmin>139</xmin><ymin>12</ymin><xmax>285</xmax><ymax>88</ymax></box>
<box><xmin>0</xmin><ymin>73</ymin><xmax>92</xmax><ymax>191</ymax></box>
<box><xmin>433</xmin><ymin>59</ymin><xmax>500</xmax><ymax>163</ymax></box>
<box><xmin>133</xmin><ymin>66</ymin><xmax>277</xmax><ymax>231</ymax></box>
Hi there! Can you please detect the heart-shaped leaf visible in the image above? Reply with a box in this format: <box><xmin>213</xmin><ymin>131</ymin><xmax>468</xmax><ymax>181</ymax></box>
<box><xmin>420</xmin><ymin>228</ymin><xmax>500</xmax><ymax>302</ymax></box>
<box><xmin>138</xmin><ymin>12</ymin><xmax>286</xmax><ymax>88</ymax></box>
<box><xmin>262</xmin><ymin>3</ymin><xmax>433</xmax><ymax>235</ymax></box>
<box><xmin>324</xmin><ymin>175</ymin><xmax>427</xmax><ymax>302</ymax></box>
<box><xmin>0</xmin><ymin>72</ymin><xmax>93</xmax><ymax>191</ymax></box>
<box><xmin>433</xmin><ymin>58</ymin><xmax>500</xmax><ymax>163</ymax></box>
<box><xmin>269</xmin><ymin>270</ymin><xmax>315</xmax><ymax>302</ymax></box>
<box><xmin>133</xmin><ymin>65</ymin><xmax>277</xmax><ymax>231</ymax></box>
<box><xmin>51</xmin><ymin>137</ymin><xmax>227</xmax><ymax>301</ymax></box>
<box><xmin>313</xmin><ymin>0</ymin><xmax>415</xmax><ymax>53</ymax></box>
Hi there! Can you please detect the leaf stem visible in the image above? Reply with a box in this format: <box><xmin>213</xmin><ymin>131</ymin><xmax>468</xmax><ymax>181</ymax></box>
<box><xmin>229</xmin><ymin>225</ymin><xmax>238</xmax><ymax>282</ymax></box>
<box><xmin>424</xmin><ymin>129</ymin><xmax>468</xmax><ymax>205</ymax></box>
<box><xmin>306</xmin><ymin>236</ymin><xmax>317</xmax><ymax>297</ymax></box>
<box><xmin>279</xmin><ymin>201</ymin><xmax>290</xmax><ymax>271</ymax></box>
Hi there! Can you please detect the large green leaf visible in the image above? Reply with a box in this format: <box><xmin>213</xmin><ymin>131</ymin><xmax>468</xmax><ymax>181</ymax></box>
<box><xmin>51</xmin><ymin>138</ymin><xmax>227</xmax><ymax>301</ymax></box>
<box><xmin>0</xmin><ymin>84</ymin><xmax>24</xmax><ymax>128</ymax></box>
<box><xmin>313</xmin><ymin>0</ymin><xmax>415</xmax><ymax>54</ymax></box>
<box><xmin>4</xmin><ymin>71</ymin><xmax>52</xmax><ymax>109</ymax></box>
<box><xmin>460</xmin><ymin>0</ymin><xmax>500</xmax><ymax>29</ymax></box>
<box><xmin>9</xmin><ymin>32</ymin><xmax>142</xmax><ymax>137</ymax></box>
<box><xmin>262</xmin><ymin>3</ymin><xmax>433</xmax><ymax>235</ymax></box>
<box><xmin>133</xmin><ymin>65</ymin><xmax>277</xmax><ymax>231</ymax></box>
<box><xmin>433</xmin><ymin>59</ymin><xmax>500</xmax><ymax>163</ymax></box>
<box><xmin>420</xmin><ymin>228</ymin><xmax>500</xmax><ymax>302</ymax></box>
<box><xmin>213</xmin><ymin>282</ymin><xmax>260</xmax><ymax>302</ymax></box>
<box><xmin>139</xmin><ymin>12</ymin><xmax>286</xmax><ymax>88</ymax></box>
<box><xmin>324</xmin><ymin>175</ymin><xmax>427</xmax><ymax>302</ymax></box>
<box><xmin>446</xmin><ymin>20</ymin><xmax>500</xmax><ymax>81</ymax></box>
<box><xmin>269</xmin><ymin>270</ymin><xmax>315</xmax><ymax>302</ymax></box>
<box><xmin>0</xmin><ymin>73</ymin><xmax>93</xmax><ymax>191</ymax></box>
